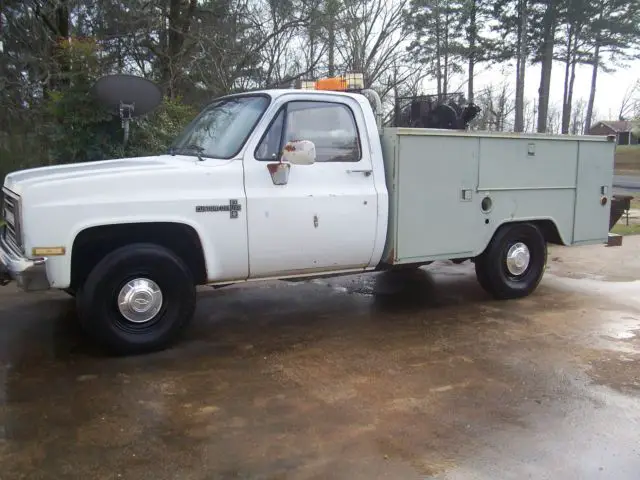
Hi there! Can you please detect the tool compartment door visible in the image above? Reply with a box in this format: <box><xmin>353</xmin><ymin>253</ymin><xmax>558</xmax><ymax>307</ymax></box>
<box><xmin>394</xmin><ymin>134</ymin><xmax>481</xmax><ymax>261</ymax></box>
<box><xmin>573</xmin><ymin>140</ymin><xmax>615</xmax><ymax>244</ymax></box>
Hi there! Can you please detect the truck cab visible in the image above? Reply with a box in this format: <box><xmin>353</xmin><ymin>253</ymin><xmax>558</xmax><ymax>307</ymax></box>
<box><xmin>235</xmin><ymin>89</ymin><xmax>389</xmax><ymax>279</ymax></box>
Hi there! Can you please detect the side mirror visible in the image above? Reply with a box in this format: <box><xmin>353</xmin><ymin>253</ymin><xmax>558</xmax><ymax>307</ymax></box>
<box><xmin>282</xmin><ymin>140</ymin><xmax>316</xmax><ymax>165</ymax></box>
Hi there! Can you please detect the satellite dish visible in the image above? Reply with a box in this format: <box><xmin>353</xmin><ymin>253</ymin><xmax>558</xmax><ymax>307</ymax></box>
<box><xmin>92</xmin><ymin>74</ymin><xmax>163</xmax><ymax>145</ymax></box>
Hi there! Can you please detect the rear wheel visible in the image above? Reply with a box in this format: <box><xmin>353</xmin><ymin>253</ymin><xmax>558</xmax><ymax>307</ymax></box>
<box><xmin>76</xmin><ymin>243</ymin><xmax>196</xmax><ymax>355</ymax></box>
<box><xmin>475</xmin><ymin>223</ymin><xmax>547</xmax><ymax>299</ymax></box>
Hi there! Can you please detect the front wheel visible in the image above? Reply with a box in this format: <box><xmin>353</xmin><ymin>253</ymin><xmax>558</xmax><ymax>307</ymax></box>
<box><xmin>474</xmin><ymin>223</ymin><xmax>547</xmax><ymax>299</ymax></box>
<box><xmin>76</xmin><ymin>243</ymin><xmax>196</xmax><ymax>355</ymax></box>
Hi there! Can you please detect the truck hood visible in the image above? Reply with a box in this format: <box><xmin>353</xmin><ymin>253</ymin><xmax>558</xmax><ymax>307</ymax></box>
<box><xmin>3</xmin><ymin>155</ymin><xmax>198</xmax><ymax>196</ymax></box>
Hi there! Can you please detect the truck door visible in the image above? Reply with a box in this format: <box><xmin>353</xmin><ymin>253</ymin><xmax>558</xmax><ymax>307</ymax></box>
<box><xmin>243</xmin><ymin>95</ymin><xmax>379</xmax><ymax>278</ymax></box>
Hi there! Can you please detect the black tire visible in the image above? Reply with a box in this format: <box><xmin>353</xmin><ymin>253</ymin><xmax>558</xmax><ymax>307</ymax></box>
<box><xmin>474</xmin><ymin>223</ymin><xmax>547</xmax><ymax>300</ymax></box>
<box><xmin>76</xmin><ymin>243</ymin><xmax>196</xmax><ymax>355</ymax></box>
<box><xmin>474</xmin><ymin>260</ymin><xmax>492</xmax><ymax>293</ymax></box>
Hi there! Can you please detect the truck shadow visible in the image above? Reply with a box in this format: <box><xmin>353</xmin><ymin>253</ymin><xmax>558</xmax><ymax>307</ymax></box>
<box><xmin>369</xmin><ymin>267</ymin><xmax>483</xmax><ymax>312</ymax></box>
<box><xmin>0</xmin><ymin>263</ymin><xmax>562</xmax><ymax>365</ymax></box>
<box><xmin>181</xmin><ymin>265</ymin><xmax>504</xmax><ymax>354</ymax></box>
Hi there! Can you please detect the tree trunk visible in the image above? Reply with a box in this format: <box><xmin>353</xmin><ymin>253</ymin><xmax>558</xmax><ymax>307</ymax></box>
<box><xmin>435</xmin><ymin>13</ymin><xmax>442</xmax><ymax>96</ymax></box>
<box><xmin>536</xmin><ymin>0</ymin><xmax>556</xmax><ymax>133</ymax></box>
<box><xmin>538</xmin><ymin>0</ymin><xmax>556</xmax><ymax>133</ymax></box>
<box><xmin>468</xmin><ymin>52</ymin><xmax>474</xmax><ymax>103</ymax></box>
<box><xmin>514</xmin><ymin>0</ymin><xmax>527</xmax><ymax>132</ymax></box>
<box><xmin>467</xmin><ymin>0</ymin><xmax>476</xmax><ymax>103</ymax></box>
<box><xmin>308</xmin><ymin>12</ymin><xmax>316</xmax><ymax>79</ymax></box>
<box><xmin>561</xmin><ymin>26</ymin><xmax>573</xmax><ymax>134</ymax></box>
<box><xmin>158</xmin><ymin>1</ymin><xmax>168</xmax><ymax>76</ymax></box>
<box><xmin>565</xmin><ymin>57</ymin><xmax>577</xmax><ymax>133</ymax></box>
<box><xmin>584</xmin><ymin>42</ymin><xmax>600</xmax><ymax>133</ymax></box>
<box><xmin>162</xmin><ymin>0</ymin><xmax>181</xmax><ymax>98</ymax></box>
<box><xmin>49</xmin><ymin>0</ymin><xmax>71</xmax><ymax>91</ymax></box>
<box><xmin>161</xmin><ymin>0</ymin><xmax>197</xmax><ymax>98</ymax></box>
<box><xmin>327</xmin><ymin>0</ymin><xmax>337</xmax><ymax>77</ymax></box>
<box><xmin>55</xmin><ymin>1</ymin><xmax>70</xmax><ymax>38</ymax></box>
<box><xmin>443</xmin><ymin>23</ymin><xmax>449</xmax><ymax>96</ymax></box>
<box><xmin>328</xmin><ymin>21</ymin><xmax>335</xmax><ymax>76</ymax></box>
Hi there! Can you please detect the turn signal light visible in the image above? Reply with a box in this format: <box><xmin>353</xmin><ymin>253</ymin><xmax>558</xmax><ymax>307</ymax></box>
<box><xmin>32</xmin><ymin>247</ymin><xmax>66</xmax><ymax>256</ymax></box>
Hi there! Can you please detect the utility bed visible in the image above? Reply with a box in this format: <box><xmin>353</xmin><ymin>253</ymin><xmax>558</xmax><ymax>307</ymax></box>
<box><xmin>380</xmin><ymin>128</ymin><xmax>616</xmax><ymax>265</ymax></box>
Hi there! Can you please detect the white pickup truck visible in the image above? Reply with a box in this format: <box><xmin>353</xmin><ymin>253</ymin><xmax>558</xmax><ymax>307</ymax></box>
<box><xmin>1</xmin><ymin>85</ymin><xmax>617</xmax><ymax>354</ymax></box>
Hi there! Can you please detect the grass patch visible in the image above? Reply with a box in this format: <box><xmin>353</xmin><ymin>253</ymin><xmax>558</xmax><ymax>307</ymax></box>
<box><xmin>611</xmin><ymin>222</ymin><xmax>640</xmax><ymax>236</ymax></box>
<box><xmin>615</xmin><ymin>145</ymin><xmax>640</xmax><ymax>174</ymax></box>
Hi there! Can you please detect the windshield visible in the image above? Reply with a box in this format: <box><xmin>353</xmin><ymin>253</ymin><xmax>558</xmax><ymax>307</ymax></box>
<box><xmin>170</xmin><ymin>95</ymin><xmax>270</xmax><ymax>159</ymax></box>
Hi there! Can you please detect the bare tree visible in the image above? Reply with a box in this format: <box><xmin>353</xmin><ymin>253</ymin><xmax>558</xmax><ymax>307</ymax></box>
<box><xmin>523</xmin><ymin>97</ymin><xmax>537</xmax><ymax>132</ymax></box>
<box><xmin>570</xmin><ymin>97</ymin><xmax>587</xmax><ymax>134</ymax></box>
<box><xmin>546</xmin><ymin>102</ymin><xmax>561</xmax><ymax>134</ymax></box>
<box><xmin>337</xmin><ymin>0</ymin><xmax>410</xmax><ymax>90</ymax></box>
<box><xmin>475</xmin><ymin>80</ymin><xmax>515</xmax><ymax>131</ymax></box>
<box><xmin>618</xmin><ymin>80</ymin><xmax>640</xmax><ymax>120</ymax></box>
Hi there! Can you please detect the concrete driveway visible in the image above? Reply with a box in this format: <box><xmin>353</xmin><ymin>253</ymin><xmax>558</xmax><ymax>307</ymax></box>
<box><xmin>1</xmin><ymin>237</ymin><xmax>639</xmax><ymax>479</ymax></box>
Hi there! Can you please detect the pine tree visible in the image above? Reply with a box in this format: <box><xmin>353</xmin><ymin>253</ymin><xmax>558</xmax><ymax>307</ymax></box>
<box><xmin>531</xmin><ymin>0</ymin><xmax>560</xmax><ymax>133</ymax></box>
<box><xmin>492</xmin><ymin>0</ymin><xmax>529</xmax><ymax>132</ymax></box>
<box><xmin>405</xmin><ymin>0</ymin><xmax>462</xmax><ymax>97</ymax></box>
<box><xmin>557</xmin><ymin>0</ymin><xmax>599</xmax><ymax>133</ymax></box>
<box><xmin>453</xmin><ymin>0</ymin><xmax>496</xmax><ymax>103</ymax></box>
<box><xmin>583</xmin><ymin>0</ymin><xmax>640</xmax><ymax>131</ymax></box>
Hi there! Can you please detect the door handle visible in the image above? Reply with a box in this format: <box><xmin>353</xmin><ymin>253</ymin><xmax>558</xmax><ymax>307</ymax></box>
<box><xmin>346</xmin><ymin>169</ymin><xmax>373</xmax><ymax>177</ymax></box>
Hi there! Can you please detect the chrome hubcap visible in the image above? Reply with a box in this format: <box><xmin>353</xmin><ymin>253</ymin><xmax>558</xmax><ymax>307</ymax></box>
<box><xmin>506</xmin><ymin>242</ymin><xmax>531</xmax><ymax>276</ymax></box>
<box><xmin>117</xmin><ymin>278</ymin><xmax>163</xmax><ymax>323</ymax></box>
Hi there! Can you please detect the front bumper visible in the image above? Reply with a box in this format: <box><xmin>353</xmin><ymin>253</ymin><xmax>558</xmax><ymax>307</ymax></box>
<box><xmin>0</xmin><ymin>227</ymin><xmax>50</xmax><ymax>291</ymax></box>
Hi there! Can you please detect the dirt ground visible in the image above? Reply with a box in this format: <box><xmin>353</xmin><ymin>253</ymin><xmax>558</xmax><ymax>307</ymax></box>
<box><xmin>1</xmin><ymin>237</ymin><xmax>639</xmax><ymax>479</ymax></box>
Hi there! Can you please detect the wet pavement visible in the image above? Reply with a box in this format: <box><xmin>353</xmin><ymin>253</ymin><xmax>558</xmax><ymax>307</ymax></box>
<box><xmin>1</xmin><ymin>238</ymin><xmax>640</xmax><ymax>479</ymax></box>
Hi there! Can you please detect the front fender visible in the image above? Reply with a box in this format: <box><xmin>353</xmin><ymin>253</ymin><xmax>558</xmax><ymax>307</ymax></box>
<box><xmin>43</xmin><ymin>215</ymin><xmax>238</xmax><ymax>289</ymax></box>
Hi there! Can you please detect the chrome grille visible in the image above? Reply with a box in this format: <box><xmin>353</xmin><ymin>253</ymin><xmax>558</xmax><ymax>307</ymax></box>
<box><xmin>2</xmin><ymin>190</ymin><xmax>21</xmax><ymax>249</ymax></box>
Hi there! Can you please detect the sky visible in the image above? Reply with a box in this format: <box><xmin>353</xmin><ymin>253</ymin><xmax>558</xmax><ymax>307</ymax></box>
<box><xmin>466</xmin><ymin>60</ymin><xmax>640</xmax><ymax>126</ymax></box>
<box><xmin>542</xmin><ymin>62</ymin><xmax>640</xmax><ymax>121</ymax></box>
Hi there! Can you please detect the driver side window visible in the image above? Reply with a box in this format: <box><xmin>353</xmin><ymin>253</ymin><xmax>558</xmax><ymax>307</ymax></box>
<box><xmin>255</xmin><ymin>100</ymin><xmax>361</xmax><ymax>162</ymax></box>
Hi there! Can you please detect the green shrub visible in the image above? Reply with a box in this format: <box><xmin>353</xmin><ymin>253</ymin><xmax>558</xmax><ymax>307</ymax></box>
<box><xmin>120</xmin><ymin>98</ymin><xmax>198</xmax><ymax>158</ymax></box>
<box><xmin>43</xmin><ymin>39</ymin><xmax>198</xmax><ymax>164</ymax></box>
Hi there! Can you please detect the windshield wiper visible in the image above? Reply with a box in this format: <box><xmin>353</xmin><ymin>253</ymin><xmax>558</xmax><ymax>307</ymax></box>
<box><xmin>169</xmin><ymin>144</ymin><xmax>206</xmax><ymax>161</ymax></box>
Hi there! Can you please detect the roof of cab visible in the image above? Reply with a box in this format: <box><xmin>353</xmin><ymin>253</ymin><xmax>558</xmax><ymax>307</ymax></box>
<box><xmin>236</xmin><ymin>88</ymin><xmax>365</xmax><ymax>100</ymax></box>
